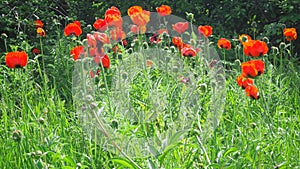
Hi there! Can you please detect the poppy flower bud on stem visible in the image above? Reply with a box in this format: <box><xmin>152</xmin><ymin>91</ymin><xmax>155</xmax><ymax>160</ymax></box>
<box><xmin>185</xmin><ymin>12</ymin><xmax>194</xmax><ymax>22</ymax></box>
<box><xmin>1</xmin><ymin>33</ymin><xmax>8</xmax><ymax>39</ymax></box>
<box><xmin>12</xmin><ymin>130</ymin><xmax>22</xmax><ymax>142</ymax></box>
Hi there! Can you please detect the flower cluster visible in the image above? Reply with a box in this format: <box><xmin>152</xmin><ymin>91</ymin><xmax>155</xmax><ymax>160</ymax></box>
<box><xmin>236</xmin><ymin>34</ymin><xmax>267</xmax><ymax>99</ymax></box>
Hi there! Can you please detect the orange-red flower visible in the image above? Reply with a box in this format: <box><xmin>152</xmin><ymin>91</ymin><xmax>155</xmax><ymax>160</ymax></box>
<box><xmin>94</xmin><ymin>54</ymin><xmax>110</xmax><ymax>69</ymax></box>
<box><xmin>243</xmin><ymin>40</ymin><xmax>268</xmax><ymax>57</ymax></box>
<box><xmin>181</xmin><ymin>46</ymin><xmax>197</xmax><ymax>57</ymax></box>
<box><xmin>198</xmin><ymin>25</ymin><xmax>212</xmax><ymax>37</ymax></box>
<box><xmin>172</xmin><ymin>22</ymin><xmax>188</xmax><ymax>34</ymax></box>
<box><xmin>158</xmin><ymin>29</ymin><xmax>168</xmax><ymax>35</ymax></box>
<box><xmin>236</xmin><ymin>75</ymin><xmax>254</xmax><ymax>89</ymax></box>
<box><xmin>239</xmin><ymin>34</ymin><xmax>252</xmax><ymax>44</ymax></box>
<box><xmin>283</xmin><ymin>28</ymin><xmax>297</xmax><ymax>41</ymax></box>
<box><xmin>93</xmin><ymin>32</ymin><xmax>110</xmax><ymax>45</ymax></box>
<box><xmin>34</xmin><ymin>20</ymin><xmax>44</xmax><ymax>28</ymax></box>
<box><xmin>70</xmin><ymin>46</ymin><xmax>84</xmax><ymax>60</ymax></box>
<box><xmin>245</xmin><ymin>85</ymin><xmax>259</xmax><ymax>100</ymax></box>
<box><xmin>130</xmin><ymin>24</ymin><xmax>146</xmax><ymax>34</ymax></box>
<box><xmin>87</xmin><ymin>34</ymin><xmax>97</xmax><ymax>48</ymax></box>
<box><xmin>149</xmin><ymin>34</ymin><xmax>161</xmax><ymax>44</ymax></box>
<box><xmin>217</xmin><ymin>38</ymin><xmax>231</xmax><ymax>50</ymax></box>
<box><xmin>110</xmin><ymin>27</ymin><xmax>126</xmax><ymax>41</ymax></box>
<box><xmin>105</xmin><ymin>6</ymin><xmax>123</xmax><ymax>28</ymax></box>
<box><xmin>31</xmin><ymin>47</ymin><xmax>40</xmax><ymax>55</ymax></box>
<box><xmin>37</xmin><ymin>27</ymin><xmax>46</xmax><ymax>37</ymax></box>
<box><xmin>241</xmin><ymin>60</ymin><xmax>265</xmax><ymax>77</ymax></box>
<box><xmin>64</xmin><ymin>21</ymin><xmax>82</xmax><ymax>37</ymax></box>
<box><xmin>5</xmin><ymin>51</ymin><xmax>28</xmax><ymax>68</ymax></box>
<box><xmin>172</xmin><ymin>36</ymin><xmax>183</xmax><ymax>48</ymax></box>
<box><xmin>128</xmin><ymin>6</ymin><xmax>150</xmax><ymax>26</ymax></box>
<box><xmin>93</xmin><ymin>19</ymin><xmax>108</xmax><ymax>32</ymax></box>
<box><xmin>156</xmin><ymin>5</ymin><xmax>172</xmax><ymax>17</ymax></box>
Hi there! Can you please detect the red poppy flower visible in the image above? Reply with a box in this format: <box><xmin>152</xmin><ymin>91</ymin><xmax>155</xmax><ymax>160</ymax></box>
<box><xmin>249</xmin><ymin>60</ymin><xmax>265</xmax><ymax>75</ymax></box>
<box><xmin>236</xmin><ymin>75</ymin><xmax>254</xmax><ymax>89</ymax></box>
<box><xmin>239</xmin><ymin>34</ymin><xmax>252</xmax><ymax>44</ymax></box>
<box><xmin>130</xmin><ymin>24</ymin><xmax>146</xmax><ymax>34</ymax></box>
<box><xmin>172</xmin><ymin>22</ymin><xmax>188</xmax><ymax>34</ymax></box>
<box><xmin>158</xmin><ymin>29</ymin><xmax>168</xmax><ymax>35</ymax></box>
<box><xmin>198</xmin><ymin>25</ymin><xmax>212</xmax><ymax>37</ymax></box>
<box><xmin>122</xmin><ymin>39</ymin><xmax>127</xmax><ymax>46</ymax></box>
<box><xmin>37</xmin><ymin>27</ymin><xmax>46</xmax><ymax>37</ymax></box>
<box><xmin>128</xmin><ymin>6</ymin><xmax>150</xmax><ymax>26</ymax></box>
<box><xmin>146</xmin><ymin>60</ymin><xmax>153</xmax><ymax>68</ymax></box>
<box><xmin>283</xmin><ymin>28</ymin><xmax>297</xmax><ymax>41</ymax></box>
<box><xmin>70</xmin><ymin>46</ymin><xmax>84</xmax><ymax>60</ymax></box>
<box><xmin>5</xmin><ymin>51</ymin><xmax>28</xmax><ymax>68</ymax></box>
<box><xmin>217</xmin><ymin>38</ymin><xmax>231</xmax><ymax>50</ymax></box>
<box><xmin>172</xmin><ymin>36</ymin><xmax>182</xmax><ymax>48</ymax></box>
<box><xmin>94</xmin><ymin>54</ymin><xmax>110</xmax><ymax>69</ymax></box>
<box><xmin>149</xmin><ymin>34</ymin><xmax>162</xmax><ymax>44</ymax></box>
<box><xmin>156</xmin><ymin>5</ymin><xmax>172</xmax><ymax>17</ymax></box>
<box><xmin>241</xmin><ymin>60</ymin><xmax>264</xmax><ymax>77</ymax></box>
<box><xmin>93</xmin><ymin>19</ymin><xmax>108</xmax><ymax>32</ymax></box>
<box><xmin>110</xmin><ymin>28</ymin><xmax>126</xmax><ymax>41</ymax></box>
<box><xmin>31</xmin><ymin>48</ymin><xmax>40</xmax><ymax>55</ymax></box>
<box><xmin>105</xmin><ymin>6</ymin><xmax>123</xmax><ymax>28</ymax></box>
<box><xmin>245</xmin><ymin>85</ymin><xmax>259</xmax><ymax>100</ymax></box>
<box><xmin>90</xmin><ymin>69</ymin><xmax>101</xmax><ymax>78</ymax></box>
<box><xmin>243</xmin><ymin>40</ymin><xmax>268</xmax><ymax>57</ymax></box>
<box><xmin>181</xmin><ymin>46</ymin><xmax>197</xmax><ymax>57</ymax></box>
<box><xmin>34</xmin><ymin>20</ymin><xmax>44</xmax><ymax>28</ymax></box>
<box><xmin>87</xmin><ymin>34</ymin><xmax>97</xmax><ymax>48</ymax></box>
<box><xmin>64</xmin><ymin>21</ymin><xmax>82</xmax><ymax>37</ymax></box>
<box><xmin>93</xmin><ymin>32</ymin><xmax>110</xmax><ymax>45</ymax></box>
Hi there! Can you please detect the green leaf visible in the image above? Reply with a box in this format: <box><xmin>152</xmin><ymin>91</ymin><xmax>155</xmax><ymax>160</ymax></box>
<box><xmin>110</xmin><ymin>158</ymin><xmax>136</xmax><ymax>169</ymax></box>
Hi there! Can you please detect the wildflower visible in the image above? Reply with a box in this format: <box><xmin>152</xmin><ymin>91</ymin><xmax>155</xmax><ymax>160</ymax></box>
<box><xmin>128</xmin><ymin>6</ymin><xmax>150</xmax><ymax>26</ymax></box>
<box><xmin>37</xmin><ymin>27</ymin><xmax>46</xmax><ymax>37</ymax></box>
<box><xmin>172</xmin><ymin>36</ymin><xmax>182</xmax><ymax>48</ymax></box>
<box><xmin>158</xmin><ymin>29</ymin><xmax>168</xmax><ymax>35</ymax></box>
<box><xmin>217</xmin><ymin>38</ymin><xmax>231</xmax><ymax>50</ymax></box>
<box><xmin>172</xmin><ymin>22</ymin><xmax>188</xmax><ymax>34</ymax></box>
<box><xmin>181</xmin><ymin>46</ymin><xmax>197</xmax><ymax>57</ymax></box>
<box><xmin>93</xmin><ymin>19</ymin><xmax>108</xmax><ymax>32</ymax></box>
<box><xmin>149</xmin><ymin>34</ymin><xmax>161</xmax><ymax>44</ymax></box>
<box><xmin>241</xmin><ymin>60</ymin><xmax>265</xmax><ymax>77</ymax></box>
<box><xmin>243</xmin><ymin>40</ymin><xmax>268</xmax><ymax>57</ymax></box>
<box><xmin>156</xmin><ymin>5</ymin><xmax>172</xmax><ymax>17</ymax></box>
<box><xmin>64</xmin><ymin>21</ymin><xmax>82</xmax><ymax>37</ymax></box>
<box><xmin>93</xmin><ymin>32</ymin><xmax>110</xmax><ymax>45</ymax></box>
<box><xmin>109</xmin><ymin>27</ymin><xmax>126</xmax><ymax>41</ymax></box>
<box><xmin>70</xmin><ymin>46</ymin><xmax>84</xmax><ymax>60</ymax></box>
<box><xmin>236</xmin><ymin>75</ymin><xmax>254</xmax><ymax>89</ymax></box>
<box><xmin>239</xmin><ymin>34</ymin><xmax>252</xmax><ymax>43</ymax></box>
<box><xmin>245</xmin><ymin>85</ymin><xmax>259</xmax><ymax>100</ymax></box>
<box><xmin>34</xmin><ymin>20</ymin><xmax>44</xmax><ymax>28</ymax></box>
<box><xmin>198</xmin><ymin>25</ymin><xmax>212</xmax><ymax>37</ymax></box>
<box><xmin>31</xmin><ymin>47</ymin><xmax>40</xmax><ymax>55</ymax></box>
<box><xmin>130</xmin><ymin>24</ymin><xmax>146</xmax><ymax>34</ymax></box>
<box><xmin>105</xmin><ymin>6</ymin><xmax>123</xmax><ymax>28</ymax></box>
<box><xmin>5</xmin><ymin>51</ymin><xmax>28</xmax><ymax>68</ymax></box>
<box><xmin>87</xmin><ymin>34</ymin><xmax>97</xmax><ymax>48</ymax></box>
<box><xmin>283</xmin><ymin>28</ymin><xmax>297</xmax><ymax>41</ymax></box>
<box><xmin>90</xmin><ymin>69</ymin><xmax>101</xmax><ymax>78</ymax></box>
<box><xmin>146</xmin><ymin>60</ymin><xmax>153</xmax><ymax>68</ymax></box>
<box><xmin>94</xmin><ymin>54</ymin><xmax>110</xmax><ymax>68</ymax></box>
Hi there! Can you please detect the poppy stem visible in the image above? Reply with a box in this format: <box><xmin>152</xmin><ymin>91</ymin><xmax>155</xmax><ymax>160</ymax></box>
<box><xmin>4</xmin><ymin>38</ymin><xmax>8</xmax><ymax>52</ymax></box>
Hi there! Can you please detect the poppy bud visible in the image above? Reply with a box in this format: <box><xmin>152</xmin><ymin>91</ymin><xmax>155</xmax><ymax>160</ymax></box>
<box><xmin>1</xmin><ymin>33</ymin><xmax>8</xmax><ymax>39</ymax></box>
<box><xmin>12</xmin><ymin>130</ymin><xmax>22</xmax><ymax>142</ymax></box>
